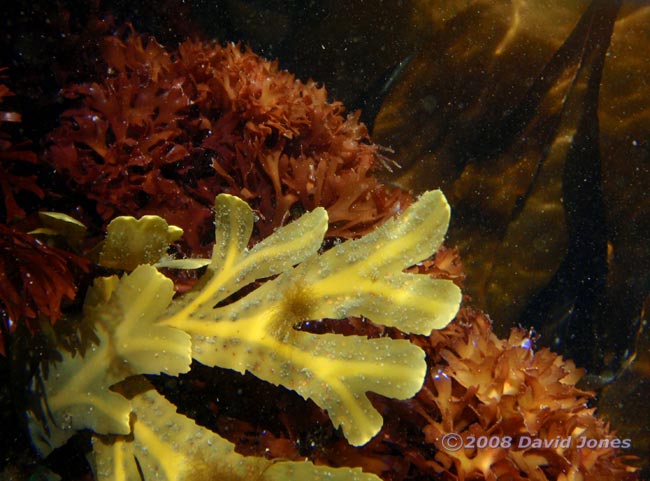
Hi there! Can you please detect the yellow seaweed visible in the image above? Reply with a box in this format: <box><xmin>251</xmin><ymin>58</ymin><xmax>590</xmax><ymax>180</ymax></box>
<box><xmin>162</xmin><ymin>191</ymin><xmax>460</xmax><ymax>445</ymax></box>
<box><xmin>29</xmin><ymin>267</ymin><xmax>192</xmax><ymax>455</ymax></box>
<box><xmin>99</xmin><ymin>215</ymin><xmax>184</xmax><ymax>270</ymax></box>
<box><xmin>29</xmin><ymin>190</ymin><xmax>461</xmax><ymax>479</ymax></box>
<box><xmin>90</xmin><ymin>389</ymin><xmax>380</xmax><ymax>481</ymax></box>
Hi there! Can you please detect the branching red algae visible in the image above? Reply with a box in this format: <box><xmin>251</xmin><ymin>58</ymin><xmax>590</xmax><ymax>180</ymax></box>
<box><xmin>0</xmin><ymin>224</ymin><xmax>90</xmax><ymax>356</ymax></box>
<box><xmin>45</xmin><ymin>34</ymin><xmax>410</xmax><ymax>254</ymax></box>
<box><xmin>0</xmin><ymin>79</ymin><xmax>89</xmax><ymax>355</ymax></box>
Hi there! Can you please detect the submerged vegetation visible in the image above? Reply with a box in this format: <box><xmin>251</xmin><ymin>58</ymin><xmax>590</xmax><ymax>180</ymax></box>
<box><xmin>28</xmin><ymin>191</ymin><xmax>460</xmax><ymax>480</ymax></box>
<box><xmin>0</xmin><ymin>6</ymin><xmax>645</xmax><ymax>479</ymax></box>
